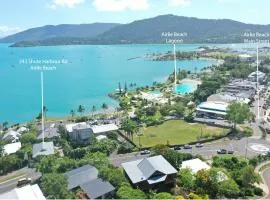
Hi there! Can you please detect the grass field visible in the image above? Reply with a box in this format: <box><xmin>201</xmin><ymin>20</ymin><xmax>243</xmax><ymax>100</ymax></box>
<box><xmin>134</xmin><ymin>120</ymin><xmax>230</xmax><ymax>148</ymax></box>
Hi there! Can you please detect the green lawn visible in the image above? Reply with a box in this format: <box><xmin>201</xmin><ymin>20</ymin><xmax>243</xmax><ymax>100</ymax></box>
<box><xmin>134</xmin><ymin>120</ymin><xmax>230</xmax><ymax>147</ymax></box>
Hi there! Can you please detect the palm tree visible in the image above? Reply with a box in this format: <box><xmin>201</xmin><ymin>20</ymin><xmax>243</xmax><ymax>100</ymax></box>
<box><xmin>91</xmin><ymin>105</ymin><xmax>97</xmax><ymax>117</ymax></box>
<box><xmin>101</xmin><ymin>103</ymin><xmax>108</xmax><ymax>115</ymax></box>
<box><xmin>2</xmin><ymin>121</ymin><xmax>8</xmax><ymax>130</ymax></box>
<box><xmin>121</xmin><ymin>119</ymin><xmax>137</xmax><ymax>141</ymax></box>
<box><xmin>77</xmin><ymin>105</ymin><xmax>85</xmax><ymax>116</ymax></box>
<box><xmin>70</xmin><ymin>109</ymin><xmax>75</xmax><ymax>118</ymax></box>
<box><xmin>43</xmin><ymin>106</ymin><xmax>48</xmax><ymax>119</ymax></box>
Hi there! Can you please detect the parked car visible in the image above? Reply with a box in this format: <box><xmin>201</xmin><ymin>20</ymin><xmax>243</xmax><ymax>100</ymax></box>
<box><xmin>217</xmin><ymin>149</ymin><xmax>227</xmax><ymax>154</ymax></box>
<box><xmin>17</xmin><ymin>178</ymin><xmax>31</xmax><ymax>187</ymax></box>
<box><xmin>195</xmin><ymin>143</ymin><xmax>204</xmax><ymax>148</ymax></box>
<box><xmin>183</xmin><ymin>144</ymin><xmax>192</xmax><ymax>149</ymax></box>
<box><xmin>228</xmin><ymin>150</ymin><xmax>234</xmax><ymax>154</ymax></box>
<box><xmin>140</xmin><ymin>150</ymin><xmax>151</xmax><ymax>155</ymax></box>
<box><xmin>174</xmin><ymin>146</ymin><xmax>182</xmax><ymax>150</ymax></box>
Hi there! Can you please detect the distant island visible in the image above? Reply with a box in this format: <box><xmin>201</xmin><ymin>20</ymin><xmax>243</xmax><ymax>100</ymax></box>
<box><xmin>2</xmin><ymin>14</ymin><xmax>270</xmax><ymax>47</ymax></box>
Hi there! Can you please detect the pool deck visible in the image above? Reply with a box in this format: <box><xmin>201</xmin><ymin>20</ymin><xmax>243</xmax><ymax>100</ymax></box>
<box><xmin>179</xmin><ymin>78</ymin><xmax>202</xmax><ymax>85</ymax></box>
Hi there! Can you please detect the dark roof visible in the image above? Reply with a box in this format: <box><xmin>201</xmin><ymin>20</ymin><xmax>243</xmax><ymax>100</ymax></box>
<box><xmin>32</xmin><ymin>142</ymin><xmax>54</xmax><ymax>158</ymax></box>
<box><xmin>65</xmin><ymin>165</ymin><xmax>98</xmax><ymax>190</ymax></box>
<box><xmin>80</xmin><ymin>178</ymin><xmax>115</xmax><ymax>199</ymax></box>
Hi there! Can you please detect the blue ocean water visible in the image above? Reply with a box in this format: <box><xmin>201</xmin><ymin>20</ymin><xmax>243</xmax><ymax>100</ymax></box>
<box><xmin>0</xmin><ymin>44</ymin><xmax>217</xmax><ymax>123</ymax></box>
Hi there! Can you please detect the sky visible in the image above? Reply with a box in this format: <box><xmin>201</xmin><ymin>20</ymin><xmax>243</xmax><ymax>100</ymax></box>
<box><xmin>0</xmin><ymin>0</ymin><xmax>269</xmax><ymax>37</ymax></box>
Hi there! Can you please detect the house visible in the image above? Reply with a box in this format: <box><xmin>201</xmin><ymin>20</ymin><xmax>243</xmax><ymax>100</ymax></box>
<box><xmin>90</xmin><ymin>124</ymin><xmax>119</xmax><ymax>135</ymax></box>
<box><xmin>2</xmin><ymin>130</ymin><xmax>21</xmax><ymax>143</ymax></box>
<box><xmin>37</xmin><ymin>127</ymin><xmax>59</xmax><ymax>139</ymax></box>
<box><xmin>122</xmin><ymin>155</ymin><xmax>177</xmax><ymax>190</ymax></box>
<box><xmin>17</xmin><ymin>126</ymin><xmax>29</xmax><ymax>134</ymax></box>
<box><xmin>3</xmin><ymin>142</ymin><xmax>22</xmax><ymax>155</ymax></box>
<box><xmin>196</xmin><ymin>101</ymin><xmax>228</xmax><ymax>119</ymax></box>
<box><xmin>248</xmin><ymin>71</ymin><xmax>266</xmax><ymax>83</ymax></box>
<box><xmin>66</xmin><ymin>165</ymin><xmax>115</xmax><ymax>199</ymax></box>
<box><xmin>66</xmin><ymin>122</ymin><xmax>92</xmax><ymax>142</ymax></box>
<box><xmin>180</xmin><ymin>158</ymin><xmax>210</xmax><ymax>174</ymax></box>
<box><xmin>238</xmin><ymin>54</ymin><xmax>255</xmax><ymax>62</ymax></box>
<box><xmin>32</xmin><ymin>142</ymin><xmax>54</xmax><ymax>158</ymax></box>
<box><xmin>0</xmin><ymin>184</ymin><xmax>45</xmax><ymax>200</ymax></box>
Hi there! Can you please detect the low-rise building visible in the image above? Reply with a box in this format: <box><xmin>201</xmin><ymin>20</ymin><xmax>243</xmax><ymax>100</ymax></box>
<box><xmin>17</xmin><ymin>126</ymin><xmax>29</xmax><ymax>134</ymax></box>
<box><xmin>2</xmin><ymin>130</ymin><xmax>21</xmax><ymax>143</ymax></box>
<box><xmin>66</xmin><ymin>165</ymin><xmax>115</xmax><ymax>199</ymax></box>
<box><xmin>0</xmin><ymin>184</ymin><xmax>46</xmax><ymax>200</ymax></box>
<box><xmin>122</xmin><ymin>155</ymin><xmax>177</xmax><ymax>190</ymax></box>
<box><xmin>3</xmin><ymin>142</ymin><xmax>22</xmax><ymax>155</ymax></box>
<box><xmin>90</xmin><ymin>124</ymin><xmax>119</xmax><ymax>135</ymax></box>
<box><xmin>248</xmin><ymin>71</ymin><xmax>266</xmax><ymax>83</ymax></box>
<box><xmin>32</xmin><ymin>141</ymin><xmax>55</xmax><ymax>158</ymax></box>
<box><xmin>225</xmin><ymin>80</ymin><xmax>256</xmax><ymax>94</ymax></box>
<box><xmin>196</xmin><ymin>101</ymin><xmax>228</xmax><ymax>119</ymax></box>
<box><xmin>37</xmin><ymin>127</ymin><xmax>59</xmax><ymax>139</ymax></box>
<box><xmin>207</xmin><ymin>92</ymin><xmax>250</xmax><ymax>104</ymax></box>
<box><xmin>238</xmin><ymin>54</ymin><xmax>255</xmax><ymax>62</ymax></box>
<box><xmin>66</xmin><ymin>122</ymin><xmax>92</xmax><ymax>142</ymax></box>
<box><xmin>180</xmin><ymin>158</ymin><xmax>210</xmax><ymax>174</ymax></box>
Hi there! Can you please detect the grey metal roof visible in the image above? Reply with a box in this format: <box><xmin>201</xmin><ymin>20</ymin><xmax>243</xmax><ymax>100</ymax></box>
<box><xmin>122</xmin><ymin>155</ymin><xmax>177</xmax><ymax>184</ymax></box>
<box><xmin>80</xmin><ymin>178</ymin><xmax>115</xmax><ymax>199</ymax></box>
<box><xmin>32</xmin><ymin>142</ymin><xmax>54</xmax><ymax>158</ymax></box>
<box><xmin>65</xmin><ymin>165</ymin><xmax>98</xmax><ymax>190</ymax></box>
<box><xmin>38</xmin><ymin>127</ymin><xmax>59</xmax><ymax>139</ymax></box>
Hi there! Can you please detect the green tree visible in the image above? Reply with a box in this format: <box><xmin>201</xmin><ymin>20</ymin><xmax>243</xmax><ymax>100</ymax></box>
<box><xmin>70</xmin><ymin>109</ymin><xmax>75</xmax><ymax>118</ymax></box>
<box><xmin>91</xmin><ymin>105</ymin><xmax>97</xmax><ymax>116</ymax></box>
<box><xmin>101</xmin><ymin>103</ymin><xmax>108</xmax><ymax>114</ymax></box>
<box><xmin>117</xmin><ymin>183</ymin><xmax>147</xmax><ymax>199</ymax></box>
<box><xmin>153</xmin><ymin>192</ymin><xmax>173</xmax><ymax>199</ymax></box>
<box><xmin>40</xmin><ymin>173</ymin><xmax>74</xmax><ymax>199</ymax></box>
<box><xmin>218</xmin><ymin>179</ymin><xmax>240</xmax><ymax>198</ymax></box>
<box><xmin>2</xmin><ymin>121</ymin><xmax>8</xmax><ymax>130</ymax></box>
<box><xmin>99</xmin><ymin>167</ymin><xmax>128</xmax><ymax>188</ymax></box>
<box><xmin>121</xmin><ymin>119</ymin><xmax>137</xmax><ymax>140</ymax></box>
<box><xmin>177</xmin><ymin>168</ymin><xmax>194</xmax><ymax>191</ymax></box>
<box><xmin>77</xmin><ymin>105</ymin><xmax>85</xmax><ymax>116</ymax></box>
<box><xmin>20</xmin><ymin>132</ymin><xmax>37</xmax><ymax>144</ymax></box>
<box><xmin>43</xmin><ymin>106</ymin><xmax>48</xmax><ymax>119</ymax></box>
<box><xmin>241</xmin><ymin>165</ymin><xmax>260</xmax><ymax>187</ymax></box>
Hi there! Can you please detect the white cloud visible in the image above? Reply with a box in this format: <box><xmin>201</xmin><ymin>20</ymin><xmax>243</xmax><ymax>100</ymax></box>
<box><xmin>49</xmin><ymin>0</ymin><xmax>85</xmax><ymax>9</ymax></box>
<box><xmin>0</xmin><ymin>26</ymin><xmax>22</xmax><ymax>38</ymax></box>
<box><xmin>92</xmin><ymin>0</ymin><xmax>149</xmax><ymax>12</ymax></box>
<box><xmin>168</xmin><ymin>0</ymin><xmax>191</xmax><ymax>7</ymax></box>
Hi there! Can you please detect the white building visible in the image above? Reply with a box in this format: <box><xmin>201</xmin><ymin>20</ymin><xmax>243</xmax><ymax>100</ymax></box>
<box><xmin>17</xmin><ymin>126</ymin><xmax>29</xmax><ymax>134</ymax></box>
<box><xmin>181</xmin><ymin>158</ymin><xmax>210</xmax><ymax>174</ymax></box>
<box><xmin>239</xmin><ymin>54</ymin><xmax>254</xmax><ymax>62</ymax></box>
<box><xmin>196</xmin><ymin>101</ymin><xmax>228</xmax><ymax>119</ymax></box>
<box><xmin>3</xmin><ymin>142</ymin><xmax>22</xmax><ymax>155</ymax></box>
<box><xmin>2</xmin><ymin>130</ymin><xmax>21</xmax><ymax>143</ymax></box>
<box><xmin>207</xmin><ymin>92</ymin><xmax>250</xmax><ymax>104</ymax></box>
<box><xmin>66</xmin><ymin>122</ymin><xmax>92</xmax><ymax>141</ymax></box>
<box><xmin>90</xmin><ymin>124</ymin><xmax>119</xmax><ymax>135</ymax></box>
<box><xmin>0</xmin><ymin>184</ymin><xmax>46</xmax><ymax>200</ymax></box>
<box><xmin>248</xmin><ymin>71</ymin><xmax>266</xmax><ymax>82</ymax></box>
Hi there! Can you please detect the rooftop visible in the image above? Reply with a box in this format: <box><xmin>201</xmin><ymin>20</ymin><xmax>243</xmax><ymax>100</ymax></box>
<box><xmin>181</xmin><ymin>158</ymin><xmax>210</xmax><ymax>174</ymax></box>
<box><xmin>80</xmin><ymin>178</ymin><xmax>115</xmax><ymax>199</ymax></box>
<box><xmin>3</xmin><ymin>142</ymin><xmax>22</xmax><ymax>155</ymax></box>
<box><xmin>197</xmin><ymin>101</ymin><xmax>228</xmax><ymax>113</ymax></box>
<box><xmin>37</xmin><ymin>127</ymin><xmax>59</xmax><ymax>139</ymax></box>
<box><xmin>65</xmin><ymin>122</ymin><xmax>89</xmax><ymax>133</ymax></box>
<box><xmin>90</xmin><ymin>124</ymin><xmax>119</xmax><ymax>134</ymax></box>
<box><xmin>65</xmin><ymin>165</ymin><xmax>98</xmax><ymax>190</ymax></box>
<box><xmin>3</xmin><ymin>130</ymin><xmax>21</xmax><ymax>140</ymax></box>
<box><xmin>32</xmin><ymin>142</ymin><xmax>54</xmax><ymax>158</ymax></box>
<box><xmin>122</xmin><ymin>155</ymin><xmax>177</xmax><ymax>184</ymax></box>
<box><xmin>0</xmin><ymin>184</ymin><xmax>46</xmax><ymax>200</ymax></box>
<box><xmin>207</xmin><ymin>92</ymin><xmax>250</xmax><ymax>104</ymax></box>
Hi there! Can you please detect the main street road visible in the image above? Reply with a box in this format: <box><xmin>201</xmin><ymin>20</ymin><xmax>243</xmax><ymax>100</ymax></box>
<box><xmin>109</xmin><ymin>137</ymin><xmax>270</xmax><ymax>167</ymax></box>
<box><xmin>0</xmin><ymin>168</ymin><xmax>41</xmax><ymax>194</ymax></box>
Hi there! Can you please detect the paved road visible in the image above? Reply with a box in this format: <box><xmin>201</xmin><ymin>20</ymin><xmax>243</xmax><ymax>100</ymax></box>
<box><xmin>109</xmin><ymin>137</ymin><xmax>270</xmax><ymax>167</ymax></box>
<box><xmin>0</xmin><ymin>168</ymin><xmax>41</xmax><ymax>194</ymax></box>
<box><xmin>263</xmin><ymin>168</ymin><xmax>270</xmax><ymax>199</ymax></box>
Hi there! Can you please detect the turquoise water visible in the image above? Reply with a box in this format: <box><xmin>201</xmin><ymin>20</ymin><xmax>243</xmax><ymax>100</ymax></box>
<box><xmin>0</xmin><ymin>44</ymin><xmax>217</xmax><ymax>123</ymax></box>
<box><xmin>175</xmin><ymin>82</ymin><xmax>197</xmax><ymax>94</ymax></box>
<box><xmin>148</xmin><ymin>91</ymin><xmax>162</xmax><ymax>95</ymax></box>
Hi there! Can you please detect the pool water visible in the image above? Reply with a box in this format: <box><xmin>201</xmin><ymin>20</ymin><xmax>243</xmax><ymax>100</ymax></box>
<box><xmin>175</xmin><ymin>82</ymin><xmax>197</xmax><ymax>94</ymax></box>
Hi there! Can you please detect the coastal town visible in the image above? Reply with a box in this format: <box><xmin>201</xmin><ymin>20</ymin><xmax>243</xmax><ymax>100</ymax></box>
<box><xmin>0</xmin><ymin>44</ymin><xmax>270</xmax><ymax>200</ymax></box>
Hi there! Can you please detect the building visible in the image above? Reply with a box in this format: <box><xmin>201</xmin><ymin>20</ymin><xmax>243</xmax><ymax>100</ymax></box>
<box><xmin>225</xmin><ymin>80</ymin><xmax>256</xmax><ymax>94</ymax></box>
<box><xmin>3</xmin><ymin>142</ymin><xmax>22</xmax><ymax>155</ymax></box>
<box><xmin>2</xmin><ymin>130</ymin><xmax>21</xmax><ymax>143</ymax></box>
<box><xmin>122</xmin><ymin>155</ymin><xmax>177</xmax><ymax>190</ymax></box>
<box><xmin>180</xmin><ymin>158</ymin><xmax>210</xmax><ymax>174</ymax></box>
<box><xmin>0</xmin><ymin>184</ymin><xmax>46</xmax><ymax>200</ymax></box>
<box><xmin>238</xmin><ymin>54</ymin><xmax>255</xmax><ymax>62</ymax></box>
<box><xmin>248</xmin><ymin>71</ymin><xmax>266</xmax><ymax>82</ymax></box>
<box><xmin>32</xmin><ymin>142</ymin><xmax>54</xmax><ymax>158</ymax></box>
<box><xmin>37</xmin><ymin>127</ymin><xmax>59</xmax><ymax>139</ymax></box>
<box><xmin>66</xmin><ymin>122</ymin><xmax>92</xmax><ymax>142</ymax></box>
<box><xmin>66</xmin><ymin>165</ymin><xmax>115</xmax><ymax>199</ymax></box>
<box><xmin>17</xmin><ymin>126</ymin><xmax>29</xmax><ymax>134</ymax></box>
<box><xmin>196</xmin><ymin>101</ymin><xmax>228</xmax><ymax>119</ymax></box>
<box><xmin>207</xmin><ymin>92</ymin><xmax>250</xmax><ymax>104</ymax></box>
<box><xmin>90</xmin><ymin>124</ymin><xmax>119</xmax><ymax>135</ymax></box>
